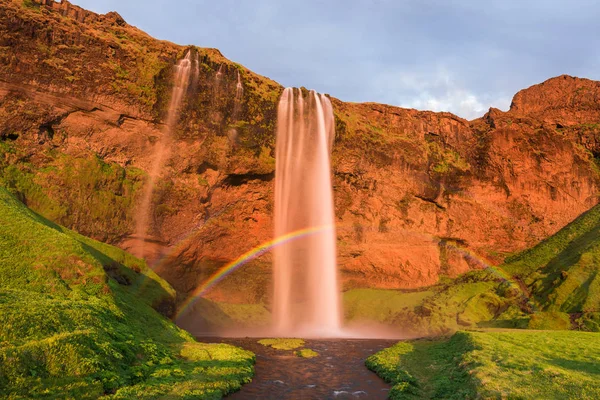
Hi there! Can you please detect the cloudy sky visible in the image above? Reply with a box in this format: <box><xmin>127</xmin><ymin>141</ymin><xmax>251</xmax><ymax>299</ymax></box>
<box><xmin>74</xmin><ymin>0</ymin><xmax>600</xmax><ymax>120</ymax></box>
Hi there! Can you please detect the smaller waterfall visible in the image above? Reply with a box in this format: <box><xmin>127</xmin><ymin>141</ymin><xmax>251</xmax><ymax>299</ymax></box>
<box><xmin>133</xmin><ymin>51</ymin><xmax>196</xmax><ymax>260</ymax></box>
<box><xmin>235</xmin><ymin>70</ymin><xmax>243</xmax><ymax>100</ymax></box>
<box><xmin>228</xmin><ymin>70</ymin><xmax>244</xmax><ymax>145</ymax></box>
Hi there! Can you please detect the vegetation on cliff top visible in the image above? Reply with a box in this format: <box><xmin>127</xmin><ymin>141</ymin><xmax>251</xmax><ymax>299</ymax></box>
<box><xmin>0</xmin><ymin>188</ymin><xmax>254</xmax><ymax>399</ymax></box>
<box><xmin>367</xmin><ymin>330</ymin><xmax>600</xmax><ymax>399</ymax></box>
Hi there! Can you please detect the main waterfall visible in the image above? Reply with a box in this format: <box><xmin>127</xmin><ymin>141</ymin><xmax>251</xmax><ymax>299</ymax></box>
<box><xmin>273</xmin><ymin>87</ymin><xmax>342</xmax><ymax>337</ymax></box>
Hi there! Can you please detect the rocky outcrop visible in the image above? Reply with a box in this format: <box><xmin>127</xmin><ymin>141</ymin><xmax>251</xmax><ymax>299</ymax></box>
<box><xmin>33</xmin><ymin>0</ymin><xmax>126</xmax><ymax>25</ymax></box>
<box><xmin>510</xmin><ymin>75</ymin><xmax>600</xmax><ymax>125</ymax></box>
<box><xmin>1</xmin><ymin>0</ymin><xmax>599</xmax><ymax>304</ymax></box>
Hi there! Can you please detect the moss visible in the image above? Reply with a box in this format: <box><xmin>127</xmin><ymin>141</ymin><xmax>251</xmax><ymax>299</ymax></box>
<box><xmin>0</xmin><ymin>188</ymin><xmax>254</xmax><ymax>398</ymax></box>
<box><xmin>426</xmin><ymin>140</ymin><xmax>470</xmax><ymax>187</ymax></box>
<box><xmin>295</xmin><ymin>348</ymin><xmax>319</xmax><ymax>358</ymax></box>
<box><xmin>0</xmin><ymin>153</ymin><xmax>142</xmax><ymax>243</ymax></box>
<box><xmin>21</xmin><ymin>0</ymin><xmax>40</xmax><ymax>10</ymax></box>
<box><xmin>527</xmin><ymin>312</ymin><xmax>571</xmax><ymax>330</ymax></box>
<box><xmin>257</xmin><ymin>338</ymin><xmax>305</xmax><ymax>351</ymax></box>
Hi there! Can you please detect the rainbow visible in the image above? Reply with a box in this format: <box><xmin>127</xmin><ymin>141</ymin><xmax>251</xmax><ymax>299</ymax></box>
<box><xmin>161</xmin><ymin>222</ymin><xmax>534</xmax><ymax>321</ymax></box>
<box><xmin>174</xmin><ymin>224</ymin><xmax>334</xmax><ymax>320</ymax></box>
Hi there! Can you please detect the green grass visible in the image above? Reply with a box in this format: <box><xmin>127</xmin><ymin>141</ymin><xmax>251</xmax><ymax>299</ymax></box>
<box><xmin>527</xmin><ymin>311</ymin><xmax>571</xmax><ymax>330</ymax></box>
<box><xmin>0</xmin><ymin>188</ymin><xmax>254</xmax><ymax>398</ymax></box>
<box><xmin>502</xmin><ymin>202</ymin><xmax>600</xmax><ymax>323</ymax></box>
<box><xmin>183</xmin><ymin>298</ymin><xmax>271</xmax><ymax>330</ymax></box>
<box><xmin>344</xmin><ymin>270</ymin><xmax>529</xmax><ymax>336</ymax></box>
<box><xmin>257</xmin><ymin>338</ymin><xmax>305</xmax><ymax>351</ymax></box>
<box><xmin>466</xmin><ymin>330</ymin><xmax>600</xmax><ymax>399</ymax></box>
<box><xmin>295</xmin><ymin>349</ymin><xmax>319</xmax><ymax>358</ymax></box>
<box><xmin>343</xmin><ymin>288</ymin><xmax>434</xmax><ymax>324</ymax></box>
<box><xmin>366</xmin><ymin>334</ymin><xmax>476</xmax><ymax>399</ymax></box>
<box><xmin>367</xmin><ymin>330</ymin><xmax>600</xmax><ymax>399</ymax></box>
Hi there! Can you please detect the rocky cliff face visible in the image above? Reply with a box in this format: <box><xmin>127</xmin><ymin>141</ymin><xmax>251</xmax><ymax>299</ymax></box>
<box><xmin>1</xmin><ymin>0</ymin><xmax>599</xmax><ymax>304</ymax></box>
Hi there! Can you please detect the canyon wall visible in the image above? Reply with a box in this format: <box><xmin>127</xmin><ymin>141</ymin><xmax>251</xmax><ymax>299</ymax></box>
<box><xmin>1</xmin><ymin>0</ymin><xmax>599</xmax><ymax>304</ymax></box>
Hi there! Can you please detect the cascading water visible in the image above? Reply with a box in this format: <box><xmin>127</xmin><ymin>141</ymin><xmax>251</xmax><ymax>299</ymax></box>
<box><xmin>228</xmin><ymin>70</ymin><xmax>244</xmax><ymax>145</ymax></box>
<box><xmin>133</xmin><ymin>51</ymin><xmax>195</xmax><ymax>260</ymax></box>
<box><xmin>273</xmin><ymin>87</ymin><xmax>341</xmax><ymax>337</ymax></box>
<box><xmin>235</xmin><ymin>70</ymin><xmax>243</xmax><ymax>100</ymax></box>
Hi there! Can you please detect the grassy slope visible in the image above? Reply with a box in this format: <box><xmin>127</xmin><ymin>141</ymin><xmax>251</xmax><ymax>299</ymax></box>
<box><xmin>367</xmin><ymin>330</ymin><xmax>600</xmax><ymax>400</ymax></box>
<box><xmin>0</xmin><ymin>188</ymin><xmax>254</xmax><ymax>399</ymax></box>
<box><xmin>343</xmin><ymin>269</ymin><xmax>529</xmax><ymax>336</ymax></box>
<box><xmin>503</xmin><ymin>203</ymin><xmax>600</xmax><ymax>328</ymax></box>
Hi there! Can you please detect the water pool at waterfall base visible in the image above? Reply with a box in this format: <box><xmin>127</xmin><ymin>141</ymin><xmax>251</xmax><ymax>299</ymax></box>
<box><xmin>197</xmin><ymin>338</ymin><xmax>397</xmax><ymax>400</ymax></box>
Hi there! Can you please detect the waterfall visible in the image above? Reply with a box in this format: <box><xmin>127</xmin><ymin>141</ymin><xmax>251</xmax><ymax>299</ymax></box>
<box><xmin>235</xmin><ymin>70</ymin><xmax>243</xmax><ymax>100</ymax></box>
<box><xmin>133</xmin><ymin>50</ymin><xmax>195</xmax><ymax>260</ymax></box>
<box><xmin>229</xmin><ymin>70</ymin><xmax>244</xmax><ymax>145</ymax></box>
<box><xmin>273</xmin><ymin>87</ymin><xmax>342</xmax><ymax>337</ymax></box>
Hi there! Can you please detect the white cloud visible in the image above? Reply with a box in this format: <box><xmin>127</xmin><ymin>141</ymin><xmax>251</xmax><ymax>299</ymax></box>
<box><xmin>405</xmin><ymin>90</ymin><xmax>487</xmax><ymax>120</ymax></box>
<box><xmin>371</xmin><ymin>66</ymin><xmax>510</xmax><ymax>120</ymax></box>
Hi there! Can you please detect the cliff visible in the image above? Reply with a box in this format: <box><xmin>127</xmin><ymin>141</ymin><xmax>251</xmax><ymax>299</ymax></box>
<box><xmin>1</xmin><ymin>0</ymin><xmax>599</xmax><ymax>304</ymax></box>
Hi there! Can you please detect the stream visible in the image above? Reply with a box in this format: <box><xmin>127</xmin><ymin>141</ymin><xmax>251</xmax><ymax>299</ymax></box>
<box><xmin>198</xmin><ymin>338</ymin><xmax>396</xmax><ymax>399</ymax></box>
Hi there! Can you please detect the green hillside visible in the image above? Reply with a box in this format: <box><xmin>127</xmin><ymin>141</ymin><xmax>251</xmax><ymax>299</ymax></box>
<box><xmin>342</xmin><ymin>269</ymin><xmax>530</xmax><ymax>336</ymax></box>
<box><xmin>0</xmin><ymin>188</ymin><xmax>254</xmax><ymax>399</ymax></box>
<box><xmin>367</xmin><ymin>330</ymin><xmax>600</xmax><ymax>399</ymax></box>
<box><xmin>503</xmin><ymin>203</ymin><xmax>600</xmax><ymax>330</ymax></box>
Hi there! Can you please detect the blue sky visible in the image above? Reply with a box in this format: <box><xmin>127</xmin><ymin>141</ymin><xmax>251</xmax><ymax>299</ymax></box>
<box><xmin>74</xmin><ymin>0</ymin><xmax>600</xmax><ymax>119</ymax></box>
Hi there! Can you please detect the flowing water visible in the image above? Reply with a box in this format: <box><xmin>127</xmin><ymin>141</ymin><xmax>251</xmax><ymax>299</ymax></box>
<box><xmin>132</xmin><ymin>51</ymin><xmax>195</xmax><ymax>259</ymax></box>
<box><xmin>273</xmin><ymin>88</ymin><xmax>341</xmax><ymax>337</ymax></box>
<box><xmin>229</xmin><ymin>69</ymin><xmax>244</xmax><ymax>144</ymax></box>
<box><xmin>235</xmin><ymin>70</ymin><xmax>243</xmax><ymax>100</ymax></box>
<box><xmin>201</xmin><ymin>338</ymin><xmax>395</xmax><ymax>400</ymax></box>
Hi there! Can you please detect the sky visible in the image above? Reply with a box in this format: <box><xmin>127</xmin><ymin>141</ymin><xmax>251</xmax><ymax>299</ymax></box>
<box><xmin>74</xmin><ymin>0</ymin><xmax>600</xmax><ymax>120</ymax></box>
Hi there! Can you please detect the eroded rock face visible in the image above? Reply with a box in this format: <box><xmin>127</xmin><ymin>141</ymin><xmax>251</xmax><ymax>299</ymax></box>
<box><xmin>1</xmin><ymin>0</ymin><xmax>599</xmax><ymax>303</ymax></box>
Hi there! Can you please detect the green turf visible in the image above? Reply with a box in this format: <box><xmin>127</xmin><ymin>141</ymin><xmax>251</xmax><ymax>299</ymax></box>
<box><xmin>0</xmin><ymin>188</ymin><xmax>254</xmax><ymax>398</ymax></box>
<box><xmin>366</xmin><ymin>334</ymin><xmax>476</xmax><ymax>399</ymax></box>
<box><xmin>367</xmin><ymin>330</ymin><xmax>600</xmax><ymax>399</ymax></box>
<box><xmin>465</xmin><ymin>330</ymin><xmax>600</xmax><ymax>399</ymax></box>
